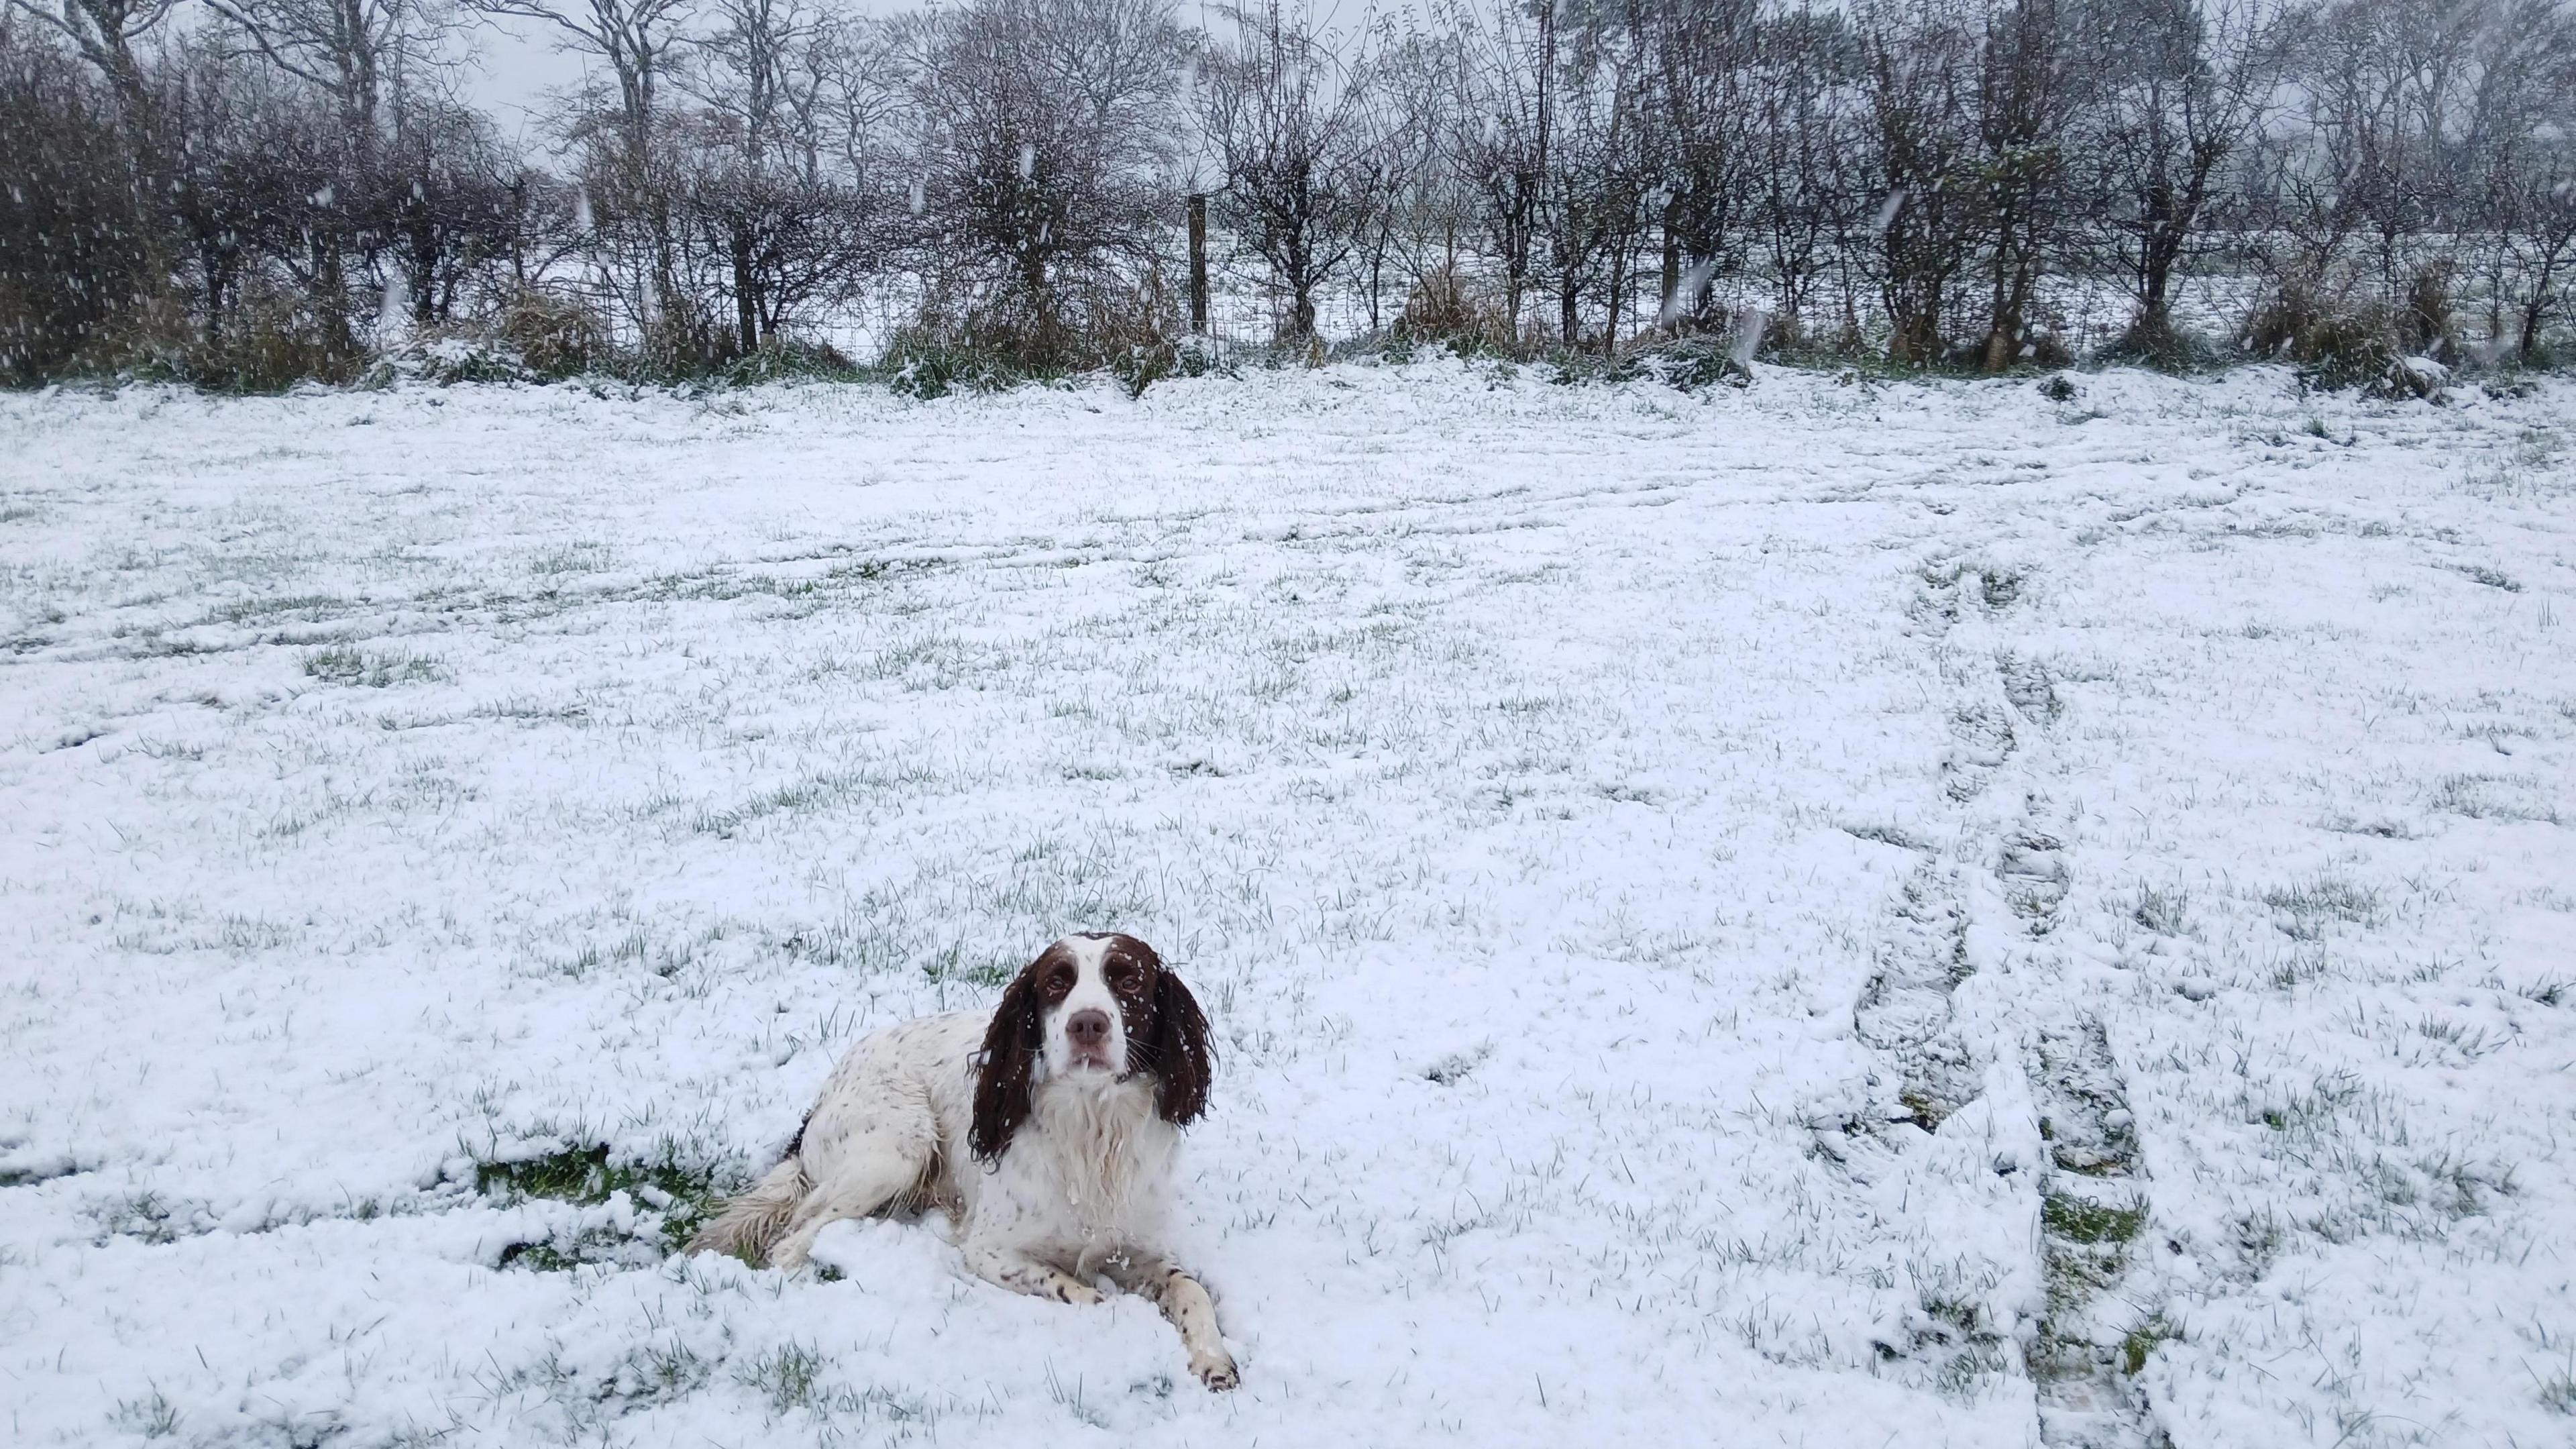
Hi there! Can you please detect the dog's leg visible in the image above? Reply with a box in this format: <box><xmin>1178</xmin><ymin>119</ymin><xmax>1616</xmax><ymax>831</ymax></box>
<box><xmin>961</xmin><ymin>1243</ymin><xmax>1105</xmax><ymax>1305</ymax></box>
<box><xmin>766</xmin><ymin>1142</ymin><xmax>925</xmax><ymax>1271</ymax></box>
<box><xmin>1105</xmin><ymin>1257</ymin><xmax>1238</xmax><ymax>1391</ymax></box>
<box><xmin>685</xmin><ymin>1157</ymin><xmax>809</xmax><ymax>1264</ymax></box>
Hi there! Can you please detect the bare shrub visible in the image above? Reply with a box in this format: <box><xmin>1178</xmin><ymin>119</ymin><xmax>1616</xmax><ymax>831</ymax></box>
<box><xmin>496</xmin><ymin>290</ymin><xmax>612</xmax><ymax>378</ymax></box>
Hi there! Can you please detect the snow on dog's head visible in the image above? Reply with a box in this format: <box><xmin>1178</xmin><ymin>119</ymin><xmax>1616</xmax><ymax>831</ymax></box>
<box><xmin>970</xmin><ymin>932</ymin><xmax>1212</xmax><ymax>1162</ymax></box>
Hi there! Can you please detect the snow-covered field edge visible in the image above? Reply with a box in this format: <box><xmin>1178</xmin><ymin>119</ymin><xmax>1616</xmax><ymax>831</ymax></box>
<box><xmin>1</xmin><ymin>360</ymin><xmax>2570</xmax><ymax>1448</ymax></box>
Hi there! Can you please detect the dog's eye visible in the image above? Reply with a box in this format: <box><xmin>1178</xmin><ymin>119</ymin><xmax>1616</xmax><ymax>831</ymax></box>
<box><xmin>1045</xmin><ymin>967</ymin><xmax>1075</xmax><ymax>998</ymax></box>
<box><xmin>1108</xmin><ymin>965</ymin><xmax>1141</xmax><ymax>993</ymax></box>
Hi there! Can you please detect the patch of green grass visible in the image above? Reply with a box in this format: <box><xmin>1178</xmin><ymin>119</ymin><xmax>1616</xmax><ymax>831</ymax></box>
<box><xmin>1422</xmin><ymin>1043</ymin><xmax>1492</xmax><ymax>1086</ymax></box>
<box><xmin>529</xmin><ymin>542</ymin><xmax>614</xmax><ymax>576</ymax></box>
<box><xmin>1898</xmin><ymin>1086</ymin><xmax>1953</xmax><ymax>1131</ymax></box>
<box><xmin>2442</xmin><ymin>561</ymin><xmax>2521</xmax><ymax>592</ymax></box>
<box><xmin>303</xmin><ymin>645</ymin><xmax>449</xmax><ymax>688</ymax></box>
<box><xmin>2430</xmin><ymin>772</ymin><xmax>2561</xmax><ymax>824</ymax></box>
<box><xmin>2131</xmin><ymin>883</ymin><xmax>2192</xmax><ymax>936</ymax></box>
<box><xmin>1911</xmin><ymin>1292</ymin><xmax>2012</xmax><ymax>1401</ymax></box>
<box><xmin>2121</xmin><ymin>1318</ymin><xmax>2180</xmax><ymax>1377</ymax></box>
<box><xmin>475</xmin><ymin>1143</ymin><xmax>729</xmax><ymax>1264</ymax></box>
<box><xmin>2042</xmin><ymin>1242</ymin><xmax>2121</xmax><ymax>1311</ymax></box>
<box><xmin>476</xmin><ymin>1142</ymin><xmax>712</xmax><ymax>1211</ymax></box>
<box><xmin>209</xmin><ymin>594</ymin><xmax>352</xmax><ymax>625</ymax></box>
<box><xmin>623</xmin><ymin>1340</ymin><xmax>715</xmax><ymax>1403</ymax></box>
<box><xmin>739</xmin><ymin>1342</ymin><xmax>828</xmax><ymax>1415</ymax></box>
<box><xmin>0</xmin><ymin>1161</ymin><xmax>79</xmax><ymax>1188</ymax></box>
<box><xmin>95</xmin><ymin>1189</ymin><xmax>186</xmax><ymax>1244</ymax></box>
<box><xmin>825</xmin><ymin>557</ymin><xmax>939</xmax><ymax>584</ymax></box>
<box><xmin>2262</xmin><ymin>873</ymin><xmax>2385</xmax><ymax>938</ymax></box>
<box><xmin>2043</xmin><ymin>1193</ymin><xmax>2145</xmax><ymax>1245</ymax></box>
<box><xmin>2537</xmin><ymin>1354</ymin><xmax>2576</xmax><ymax>1415</ymax></box>
<box><xmin>719</xmin><ymin>339</ymin><xmax>865</xmax><ymax>386</ymax></box>
<box><xmin>112</xmin><ymin>1389</ymin><xmax>180</xmax><ymax>1439</ymax></box>
<box><xmin>495</xmin><ymin>1236</ymin><xmax>606</xmax><ymax>1271</ymax></box>
<box><xmin>1920</xmin><ymin>1294</ymin><xmax>1983</xmax><ymax>1336</ymax></box>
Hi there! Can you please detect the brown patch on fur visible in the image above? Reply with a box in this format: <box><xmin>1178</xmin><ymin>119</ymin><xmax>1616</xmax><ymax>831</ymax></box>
<box><xmin>1113</xmin><ymin>937</ymin><xmax>1214</xmax><ymax>1128</ymax></box>
<box><xmin>970</xmin><ymin>941</ymin><xmax>1066</xmax><ymax>1163</ymax></box>
<box><xmin>971</xmin><ymin>934</ymin><xmax>1215</xmax><ymax>1163</ymax></box>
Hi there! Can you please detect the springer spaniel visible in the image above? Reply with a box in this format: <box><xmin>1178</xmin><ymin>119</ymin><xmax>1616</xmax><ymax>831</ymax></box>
<box><xmin>688</xmin><ymin>932</ymin><xmax>1237</xmax><ymax>1389</ymax></box>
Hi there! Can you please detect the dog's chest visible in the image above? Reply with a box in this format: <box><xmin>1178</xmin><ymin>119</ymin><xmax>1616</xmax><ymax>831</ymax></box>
<box><xmin>972</xmin><ymin>1077</ymin><xmax>1175</xmax><ymax>1254</ymax></box>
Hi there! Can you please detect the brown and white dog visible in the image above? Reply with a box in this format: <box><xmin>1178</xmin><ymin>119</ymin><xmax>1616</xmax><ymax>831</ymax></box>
<box><xmin>688</xmin><ymin>932</ymin><xmax>1236</xmax><ymax>1389</ymax></box>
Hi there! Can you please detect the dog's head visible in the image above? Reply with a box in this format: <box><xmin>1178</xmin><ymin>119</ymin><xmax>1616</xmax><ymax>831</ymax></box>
<box><xmin>970</xmin><ymin>932</ymin><xmax>1212</xmax><ymax>1163</ymax></box>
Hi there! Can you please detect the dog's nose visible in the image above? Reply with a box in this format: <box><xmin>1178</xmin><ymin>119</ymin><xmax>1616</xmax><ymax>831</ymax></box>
<box><xmin>1067</xmin><ymin>1009</ymin><xmax>1111</xmax><ymax>1047</ymax></box>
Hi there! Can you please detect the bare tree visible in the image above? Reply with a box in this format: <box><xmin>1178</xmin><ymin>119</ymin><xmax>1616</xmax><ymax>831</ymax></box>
<box><xmin>468</xmin><ymin>0</ymin><xmax>700</xmax><ymax>358</ymax></box>
<box><xmin>192</xmin><ymin>0</ymin><xmax>456</xmax><ymax>356</ymax></box>
<box><xmin>199</xmin><ymin>0</ymin><xmax>451</xmax><ymax>158</ymax></box>
<box><xmin>378</xmin><ymin>91</ymin><xmax>533</xmax><ymax>324</ymax></box>
<box><xmin>0</xmin><ymin>17</ymin><xmax>158</xmax><ymax>377</ymax></box>
<box><xmin>1743</xmin><ymin>7</ymin><xmax>1864</xmax><ymax>347</ymax></box>
<box><xmin>1858</xmin><ymin>0</ymin><xmax>1983</xmax><ymax>363</ymax></box>
<box><xmin>2491</xmin><ymin>150</ymin><xmax>2576</xmax><ymax>360</ymax></box>
<box><xmin>1537</xmin><ymin>7</ymin><xmax>1654</xmax><ymax>349</ymax></box>
<box><xmin>2466</xmin><ymin>0</ymin><xmax>2576</xmax><ymax>358</ymax></box>
<box><xmin>2257</xmin><ymin>1</ymin><xmax>2463</xmax><ymax>330</ymax></box>
<box><xmin>900</xmin><ymin>0</ymin><xmax>1186</xmax><ymax>363</ymax></box>
<box><xmin>810</xmin><ymin>7</ymin><xmax>904</xmax><ymax>188</ymax></box>
<box><xmin>1630</xmin><ymin>0</ymin><xmax>1759</xmax><ymax>331</ymax></box>
<box><xmin>3</xmin><ymin>0</ymin><xmax>173</xmax><ymax>129</ymax></box>
<box><xmin>9</xmin><ymin>0</ymin><xmax>2576</xmax><ymax>386</ymax></box>
<box><xmin>2243</xmin><ymin>0</ymin><xmax>2576</xmax><ymax>360</ymax></box>
<box><xmin>1356</xmin><ymin>13</ymin><xmax>1471</xmax><ymax>333</ymax></box>
<box><xmin>2075</xmin><ymin>0</ymin><xmax>2273</xmax><ymax>358</ymax></box>
<box><xmin>676</xmin><ymin>0</ymin><xmax>883</xmax><ymax>353</ymax></box>
<box><xmin>468</xmin><ymin>0</ymin><xmax>693</xmax><ymax>157</ymax></box>
<box><xmin>1970</xmin><ymin>0</ymin><xmax>2074</xmax><ymax>371</ymax></box>
<box><xmin>1197</xmin><ymin>0</ymin><xmax>1389</xmax><ymax>344</ymax></box>
<box><xmin>1448</xmin><ymin>0</ymin><xmax>1557</xmax><ymax>339</ymax></box>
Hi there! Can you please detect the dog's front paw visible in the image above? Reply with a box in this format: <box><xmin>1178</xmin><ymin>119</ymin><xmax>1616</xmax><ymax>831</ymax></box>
<box><xmin>1190</xmin><ymin>1350</ymin><xmax>1239</xmax><ymax>1392</ymax></box>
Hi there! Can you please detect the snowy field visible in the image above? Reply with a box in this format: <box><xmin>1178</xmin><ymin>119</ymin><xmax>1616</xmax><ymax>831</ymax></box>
<box><xmin>2</xmin><ymin>362</ymin><xmax>2571</xmax><ymax>1449</ymax></box>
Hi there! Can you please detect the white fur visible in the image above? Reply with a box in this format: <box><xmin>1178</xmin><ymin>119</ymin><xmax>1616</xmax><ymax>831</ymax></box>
<box><xmin>688</xmin><ymin>936</ymin><xmax>1236</xmax><ymax>1389</ymax></box>
<box><xmin>1040</xmin><ymin>932</ymin><xmax>1130</xmax><ymax>1080</ymax></box>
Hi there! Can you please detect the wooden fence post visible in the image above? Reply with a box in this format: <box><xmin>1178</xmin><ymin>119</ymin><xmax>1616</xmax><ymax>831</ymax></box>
<box><xmin>1188</xmin><ymin>194</ymin><xmax>1210</xmax><ymax>334</ymax></box>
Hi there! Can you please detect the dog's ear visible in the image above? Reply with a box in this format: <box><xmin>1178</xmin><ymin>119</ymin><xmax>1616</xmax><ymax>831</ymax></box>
<box><xmin>1144</xmin><ymin>966</ymin><xmax>1214</xmax><ymax>1128</ymax></box>
<box><xmin>971</xmin><ymin>955</ymin><xmax>1047</xmax><ymax>1163</ymax></box>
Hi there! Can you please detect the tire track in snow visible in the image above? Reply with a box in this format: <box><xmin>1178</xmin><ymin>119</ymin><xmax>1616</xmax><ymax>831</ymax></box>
<box><xmin>1957</xmin><ymin>575</ymin><xmax>2169</xmax><ymax>1449</ymax></box>
<box><xmin>1839</xmin><ymin>543</ymin><xmax>2169</xmax><ymax>1446</ymax></box>
<box><xmin>1825</xmin><ymin>555</ymin><xmax>2035</xmax><ymax>1404</ymax></box>
<box><xmin>1851</xmin><ymin>557</ymin><xmax>2024</xmax><ymax>1128</ymax></box>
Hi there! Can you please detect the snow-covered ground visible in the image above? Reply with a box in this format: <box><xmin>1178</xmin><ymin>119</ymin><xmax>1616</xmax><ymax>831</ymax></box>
<box><xmin>1</xmin><ymin>361</ymin><xmax>2570</xmax><ymax>1449</ymax></box>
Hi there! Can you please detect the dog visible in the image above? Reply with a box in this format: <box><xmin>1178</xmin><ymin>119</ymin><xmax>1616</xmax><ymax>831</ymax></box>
<box><xmin>688</xmin><ymin>932</ymin><xmax>1238</xmax><ymax>1389</ymax></box>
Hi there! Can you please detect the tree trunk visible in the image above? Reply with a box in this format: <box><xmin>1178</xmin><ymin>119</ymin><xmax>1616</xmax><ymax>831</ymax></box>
<box><xmin>2140</xmin><ymin>251</ymin><xmax>2171</xmax><ymax>329</ymax></box>
<box><xmin>1984</xmin><ymin>257</ymin><xmax>2025</xmax><ymax>374</ymax></box>
<box><xmin>732</xmin><ymin>221</ymin><xmax>759</xmax><ymax>355</ymax></box>
<box><xmin>312</xmin><ymin>227</ymin><xmax>353</xmax><ymax>361</ymax></box>
<box><xmin>1604</xmin><ymin>248</ymin><xmax>1625</xmax><ymax>357</ymax></box>
<box><xmin>1187</xmin><ymin>194</ymin><xmax>1209</xmax><ymax>333</ymax></box>
<box><xmin>1660</xmin><ymin>202</ymin><xmax>1680</xmax><ymax>331</ymax></box>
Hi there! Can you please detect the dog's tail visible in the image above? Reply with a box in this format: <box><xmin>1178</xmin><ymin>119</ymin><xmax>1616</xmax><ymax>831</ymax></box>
<box><xmin>684</xmin><ymin>1156</ymin><xmax>810</xmax><ymax>1266</ymax></box>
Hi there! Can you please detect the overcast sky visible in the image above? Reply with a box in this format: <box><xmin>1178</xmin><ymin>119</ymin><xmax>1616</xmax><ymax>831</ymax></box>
<box><xmin>460</xmin><ymin>0</ymin><xmax>907</xmax><ymax>139</ymax></box>
<box><xmin>461</xmin><ymin>21</ymin><xmax>580</xmax><ymax>138</ymax></box>
<box><xmin>459</xmin><ymin>0</ymin><xmax>1366</xmax><ymax>144</ymax></box>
